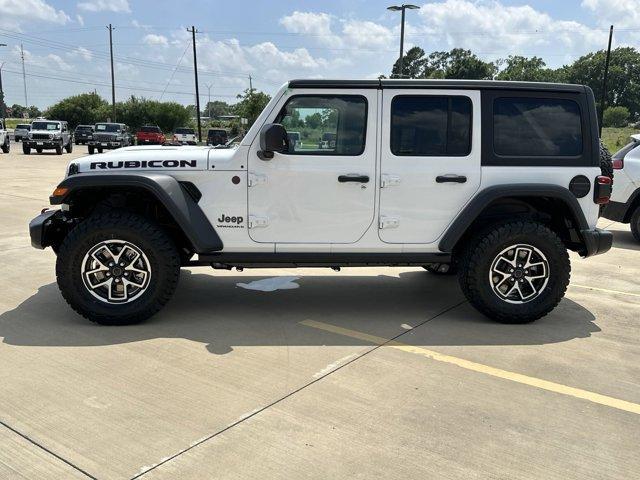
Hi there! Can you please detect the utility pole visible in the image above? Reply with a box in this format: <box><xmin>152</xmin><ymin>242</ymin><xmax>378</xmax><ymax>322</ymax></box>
<box><xmin>107</xmin><ymin>24</ymin><xmax>116</xmax><ymax>121</ymax></box>
<box><xmin>599</xmin><ymin>24</ymin><xmax>614</xmax><ymax>136</ymax></box>
<box><xmin>205</xmin><ymin>83</ymin><xmax>212</xmax><ymax>118</ymax></box>
<box><xmin>20</xmin><ymin>44</ymin><xmax>28</xmax><ymax>109</ymax></box>
<box><xmin>188</xmin><ymin>26</ymin><xmax>202</xmax><ymax>143</ymax></box>
<box><xmin>387</xmin><ymin>4</ymin><xmax>419</xmax><ymax>78</ymax></box>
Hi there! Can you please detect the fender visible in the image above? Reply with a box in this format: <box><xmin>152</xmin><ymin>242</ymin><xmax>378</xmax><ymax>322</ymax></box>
<box><xmin>50</xmin><ymin>173</ymin><xmax>223</xmax><ymax>253</ymax></box>
<box><xmin>438</xmin><ymin>184</ymin><xmax>590</xmax><ymax>253</ymax></box>
<box><xmin>602</xmin><ymin>187</ymin><xmax>640</xmax><ymax>223</ymax></box>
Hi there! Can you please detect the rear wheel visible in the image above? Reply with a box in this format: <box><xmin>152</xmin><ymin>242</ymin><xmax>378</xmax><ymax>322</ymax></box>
<box><xmin>631</xmin><ymin>206</ymin><xmax>640</xmax><ymax>243</ymax></box>
<box><xmin>56</xmin><ymin>212</ymin><xmax>180</xmax><ymax>325</ymax></box>
<box><xmin>458</xmin><ymin>221</ymin><xmax>570</xmax><ymax>324</ymax></box>
<box><xmin>97</xmin><ymin>147</ymin><xmax>103</xmax><ymax>154</ymax></box>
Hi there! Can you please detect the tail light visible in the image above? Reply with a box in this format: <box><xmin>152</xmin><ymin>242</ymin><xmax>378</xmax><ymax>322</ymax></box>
<box><xmin>612</xmin><ymin>157</ymin><xmax>624</xmax><ymax>169</ymax></box>
<box><xmin>594</xmin><ymin>175</ymin><xmax>612</xmax><ymax>204</ymax></box>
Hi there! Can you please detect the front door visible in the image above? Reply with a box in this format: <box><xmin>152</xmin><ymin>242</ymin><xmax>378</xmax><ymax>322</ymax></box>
<box><xmin>248</xmin><ymin>90</ymin><xmax>377</xmax><ymax>244</ymax></box>
<box><xmin>379</xmin><ymin>89</ymin><xmax>481</xmax><ymax>244</ymax></box>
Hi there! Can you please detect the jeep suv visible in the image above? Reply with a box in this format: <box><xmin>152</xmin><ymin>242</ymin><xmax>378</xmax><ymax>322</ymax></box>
<box><xmin>23</xmin><ymin>120</ymin><xmax>72</xmax><ymax>155</ymax></box>
<box><xmin>74</xmin><ymin>125</ymin><xmax>94</xmax><ymax>145</ymax></box>
<box><xmin>29</xmin><ymin>79</ymin><xmax>613</xmax><ymax>326</ymax></box>
<box><xmin>602</xmin><ymin>134</ymin><xmax>640</xmax><ymax>240</ymax></box>
<box><xmin>14</xmin><ymin>123</ymin><xmax>31</xmax><ymax>142</ymax></box>
<box><xmin>0</xmin><ymin>119</ymin><xmax>9</xmax><ymax>153</ymax></box>
<box><xmin>88</xmin><ymin>123</ymin><xmax>132</xmax><ymax>154</ymax></box>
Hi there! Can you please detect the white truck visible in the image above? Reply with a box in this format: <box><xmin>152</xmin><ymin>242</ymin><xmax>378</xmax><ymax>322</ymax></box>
<box><xmin>29</xmin><ymin>79</ymin><xmax>613</xmax><ymax>326</ymax></box>
<box><xmin>602</xmin><ymin>134</ymin><xmax>640</xmax><ymax>240</ymax></box>
<box><xmin>0</xmin><ymin>119</ymin><xmax>10</xmax><ymax>153</ymax></box>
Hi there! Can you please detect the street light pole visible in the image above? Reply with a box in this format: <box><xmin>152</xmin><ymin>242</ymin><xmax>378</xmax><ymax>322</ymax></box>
<box><xmin>387</xmin><ymin>4</ymin><xmax>419</xmax><ymax>78</ymax></box>
<box><xmin>205</xmin><ymin>83</ymin><xmax>212</xmax><ymax>119</ymax></box>
<box><xmin>0</xmin><ymin>43</ymin><xmax>6</xmax><ymax>119</ymax></box>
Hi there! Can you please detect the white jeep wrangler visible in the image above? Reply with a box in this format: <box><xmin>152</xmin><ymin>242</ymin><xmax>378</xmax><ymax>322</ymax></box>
<box><xmin>30</xmin><ymin>79</ymin><xmax>613</xmax><ymax>325</ymax></box>
<box><xmin>0</xmin><ymin>119</ymin><xmax>10</xmax><ymax>154</ymax></box>
<box><xmin>602</xmin><ymin>134</ymin><xmax>640</xmax><ymax>240</ymax></box>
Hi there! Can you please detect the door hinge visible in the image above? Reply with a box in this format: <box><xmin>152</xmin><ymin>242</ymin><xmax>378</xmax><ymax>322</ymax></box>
<box><xmin>381</xmin><ymin>174</ymin><xmax>401</xmax><ymax>188</ymax></box>
<box><xmin>248</xmin><ymin>215</ymin><xmax>269</xmax><ymax>229</ymax></box>
<box><xmin>379</xmin><ymin>216</ymin><xmax>400</xmax><ymax>229</ymax></box>
<box><xmin>248</xmin><ymin>173</ymin><xmax>267</xmax><ymax>187</ymax></box>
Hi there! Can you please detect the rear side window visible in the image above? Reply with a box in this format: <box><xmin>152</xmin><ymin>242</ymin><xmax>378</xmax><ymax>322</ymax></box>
<box><xmin>140</xmin><ymin>126</ymin><xmax>161</xmax><ymax>133</ymax></box>
<box><xmin>390</xmin><ymin>96</ymin><xmax>472</xmax><ymax>156</ymax></box>
<box><xmin>493</xmin><ymin>98</ymin><xmax>582</xmax><ymax>157</ymax></box>
<box><xmin>613</xmin><ymin>139</ymin><xmax>639</xmax><ymax>160</ymax></box>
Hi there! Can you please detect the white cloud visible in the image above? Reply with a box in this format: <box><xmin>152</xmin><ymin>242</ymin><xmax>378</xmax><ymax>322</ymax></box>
<box><xmin>68</xmin><ymin>46</ymin><xmax>93</xmax><ymax>61</ymax></box>
<box><xmin>16</xmin><ymin>46</ymin><xmax>73</xmax><ymax>71</ymax></box>
<box><xmin>77</xmin><ymin>0</ymin><xmax>130</xmax><ymax>13</ymax></box>
<box><xmin>131</xmin><ymin>19</ymin><xmax>151</xmax><ymax>30</ymax></box>
<box><xmin>582</xmin><ymin>0</ymin><xmax>640</xmax><ymax>27</ymax></box>
<box><xmin>247</xmin><ymin>42</ymin><xmax>327</xmax><ymax>69</ymax></box>
<box><xmin>414</xmin><ymin>0</ymin><xmax>606</xmax><ymax>64</ymax></box>
<box><xmin>0</xmin><ymin>0</ymin><xmax>69</xmax><ymax>28</ymax></box>
<box><xmin>76</xmin><ymin>14</ymin><xmax>84</xmax><ymax>26</ymax></box>
<box><xmin>143</xmin><ymin>34</ymin><xmax>169</xmax><ymax>47</ymax></box>
<box><xmin>279</xmin><ymin>11</ymin><xmax>343</xmax><ymax>47</ymax></box>
<box><xmin>342</xmin><ymin>20</ymin><xmax>395</xmax><ymax>50</ymax></box>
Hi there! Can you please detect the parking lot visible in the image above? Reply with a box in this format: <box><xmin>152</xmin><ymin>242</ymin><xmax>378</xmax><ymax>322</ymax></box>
<box><xmin>1</xmin><ymin>141</ymin><xmax>639</xmax><ymax>479</ymax></box>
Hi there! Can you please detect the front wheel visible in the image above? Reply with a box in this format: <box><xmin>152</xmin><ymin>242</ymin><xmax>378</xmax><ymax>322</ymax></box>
<box><xmin>1</xmin><ymin>140</ymin><xmax>9</xmax><ymax>153</ymax></box>
<box><xmin>88</xmin><ymin>145</ymin><xmax>95</xmax><ymax>155</ymax></box>
<box><xmin>65</xmin><ymin>141</ymin><xmax>73</xmax><ymax>153</ymax></box>
<box><xmin>22</xmin><ymin>144</ymin><xmax>31</xmax><ymax>155</ymax></box>
<box><xmin>56</xmin><ymin>212</ymin><xmax>180</xmax><ymax>325</ymax></box>
<box><xmin>458</xmin><ymin>221</ymin><xmax>570</xmax><ymax>324</ymax></box>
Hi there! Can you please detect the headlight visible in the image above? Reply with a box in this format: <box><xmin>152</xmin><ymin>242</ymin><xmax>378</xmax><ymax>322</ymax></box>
<box><xmin>115</xmin><ymin>136</ymin><xmax>123</xmax><ymax>140</ymax></box>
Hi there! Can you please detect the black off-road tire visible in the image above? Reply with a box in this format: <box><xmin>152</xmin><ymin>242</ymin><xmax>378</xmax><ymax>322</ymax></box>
<box><xmin>22</xmin><ymin>144</ymin><xmax>31</xmax><ymax>154</ymax></box>
<box><xmin>600</xmin><ymin>141</ymin><xmax>614</xmax><ymax>180</ymax></box>
<box><xmin>65</xmin><ymin>141</ymin><xmax>73</xmax><ymax>153</ymax></box>
<box><xmin>56</xmin><ymin>212</ymin><xmax>180</xmax><ymax>325</ymax></box>
<box><xmin>458</xmin><ymin>221</ymin><xmax>570</xmax><ymax>324</ymax></box>
<box><xmin>423</xmin><ymin>263</ymin><xmax>457</xmax><ymax>275</ymax></box>
<box><xmin>88</xmin><ymin>145</ymin><xmax>95</xmax><ymax>155</ymax></box>
<box><xmin>97</xmin><ymin>147</ymin><xmax>103</xmax><ymax>154</ymax></box>
<box><xmin>2</xmin><ymin>140</ymin><xmax>9</xmax><ymax>153</ymax></box>
<box><xmin>36</xmin><ymin>148</ymin><xmax>43</xmax><ymax>154</ymax></box>
<box><xmin>55</xmin><ymin>144</ymin><xmax>63</xmax><ymax>155</ymax></box>
<box><xmin>631</xmin><ymin>207</ymin><xmax>640</xmax><ymax>243</ymax></box>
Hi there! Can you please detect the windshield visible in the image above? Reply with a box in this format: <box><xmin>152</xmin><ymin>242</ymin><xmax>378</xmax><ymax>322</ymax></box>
<box><xmin>17</xmin><ymin>124</ymin><xmax>31</xmax><ymax>130</ymax></box>
<box><xmin>76</xmin><ymin>126</ymin><xmax>92</xmax><ymax>132</ymax></box>
<box><xmin>140</xmin><ymin>126</ymin><xmax>161</xmax><ymax>133</ymax></box>
<box><xmin>96</xmin><ymin>124</ymin><xmax>121</xmax><ymax>133</ymax></box>
<box><xmin>175</xmin><ymin>128</ymin><xmax>194</xmax><ymax>134</ymax></box>
<box><xmin>31</xmin><ymin>122</ymin><xmax>60</xmax><ymax>131</ymax></box>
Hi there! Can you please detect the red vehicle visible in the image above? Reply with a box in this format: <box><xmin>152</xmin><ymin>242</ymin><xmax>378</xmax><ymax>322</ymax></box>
<box><xmin>136</xmin><ymin>126</ymin><xmax>165</xmax><ymax>145</ymax></box>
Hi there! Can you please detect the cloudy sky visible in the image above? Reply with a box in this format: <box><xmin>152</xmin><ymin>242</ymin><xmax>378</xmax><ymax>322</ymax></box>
<box><xmin>0</xmin><ymin>0</ymin><xmax>638</xmax><ymax>109</ymax></box>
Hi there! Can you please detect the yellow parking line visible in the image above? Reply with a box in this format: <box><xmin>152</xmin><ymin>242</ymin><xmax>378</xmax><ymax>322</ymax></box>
<box><xmin>570</xmin><ymin>284</ymin><xmax>640</xmax><ymax>298</ymax></box>
<box><xmin>301</xmin><ymin>319</ymin><xmax>640</xmax><ymax>416</ymax></box>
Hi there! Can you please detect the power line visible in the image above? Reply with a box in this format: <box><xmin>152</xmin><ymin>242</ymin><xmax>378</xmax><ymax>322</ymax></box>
<box><xmin>160</xmin><ymin>41</ymin><xmax>191</xmax><ymax>100</ymax></box>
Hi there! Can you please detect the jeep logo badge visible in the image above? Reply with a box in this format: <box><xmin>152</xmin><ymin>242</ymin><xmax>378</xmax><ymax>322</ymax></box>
<box><xmin>217</xmin><ymin>213</ymin><xmax>244</xmax><ymax>228</ymax></box>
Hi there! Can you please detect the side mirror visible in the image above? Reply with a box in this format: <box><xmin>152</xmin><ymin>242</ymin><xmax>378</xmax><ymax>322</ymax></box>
<box><xmin>258</xmin><ymin>123</ymin><xmax>287</xmax><ymax>160</ymax></box>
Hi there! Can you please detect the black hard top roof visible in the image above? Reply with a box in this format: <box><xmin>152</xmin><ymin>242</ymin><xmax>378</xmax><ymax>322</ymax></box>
<box><xmin>288</xmin><ymin>79</ymin><xmax>586</xmax><ymax>93</ymax></box>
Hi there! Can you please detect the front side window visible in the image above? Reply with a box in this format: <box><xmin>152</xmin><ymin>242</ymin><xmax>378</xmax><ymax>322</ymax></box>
<box><xmin>493</xmin><ymin>98</ymin><xmax>582</xmax><ymax>157</ymax></box>
<box><xmin>390</xmin><ymin>96</ymin><xmax>472</xmax><ymax>156</ymax></box>
<box><xmin>276</xmin><ymin>95</ymin><xmax>367</xmax><ymax>156</ymax></box>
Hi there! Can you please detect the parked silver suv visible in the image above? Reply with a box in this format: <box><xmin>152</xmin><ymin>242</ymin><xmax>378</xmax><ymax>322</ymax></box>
<box><xmin>23</xmin><ymin>120</ymin><xmax>73</xmax><ymax>155</ymax></box>
<box><xmin>14</xmin><ymin>123</ymin><xmax>31</xmax><ymax>142</ymax></box>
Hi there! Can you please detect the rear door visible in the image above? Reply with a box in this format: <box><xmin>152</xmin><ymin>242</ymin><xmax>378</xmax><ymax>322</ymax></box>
<box><xmin>379</xmin><ymin>89</ymin><xmax>481</xmax><ymax>243</ymax></box>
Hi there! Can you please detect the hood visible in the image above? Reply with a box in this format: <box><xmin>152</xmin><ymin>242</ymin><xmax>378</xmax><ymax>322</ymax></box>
<box><xmin>72</xmin><ymin>145</ymin><xmax>212</xmax><ymax>174</ymax></box>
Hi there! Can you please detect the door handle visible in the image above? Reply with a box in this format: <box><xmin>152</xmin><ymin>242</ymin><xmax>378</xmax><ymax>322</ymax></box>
<box><xmin>338</xmin><ymin>174</ymin><xmax>370</xmax><ymax>183</ymax></box>
<box><xmin>436</xmin><ymin>174</ymin><xmax>467</xmax><ymax>184</ymax></box>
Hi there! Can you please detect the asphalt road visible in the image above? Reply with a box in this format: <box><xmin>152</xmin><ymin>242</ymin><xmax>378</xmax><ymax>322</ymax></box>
<box><xmin>1</xmin><ymin>142</ymin><xmax>639</xmax><ymax>479</ymax></box>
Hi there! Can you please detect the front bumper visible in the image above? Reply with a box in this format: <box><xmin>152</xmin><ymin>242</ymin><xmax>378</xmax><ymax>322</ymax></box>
<box><xmin>580</xmin><ymin>228</ymin><xmax>613</xmax><ymax>257</ymax></box>
<box><xmin>89</xmin><ymin>140</ymin><xmax>123</xmax><ymax>149</ymax></box>
<box><xmin>29</xmin><ymin>210</ymin><xmax>68</xmax><ymax>249</ymax></box>
<box><xmin>26</xmin><ymin>140</ymin><xmax>62</xmax><ymax>149</ymax></box>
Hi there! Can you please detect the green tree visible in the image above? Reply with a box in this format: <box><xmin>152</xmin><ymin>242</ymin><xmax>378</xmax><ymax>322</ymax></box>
<box><xmin>391</xmin><ymin>46</ymin><xmax>427</xmax><ymax>78</ymax></box>
<box><xmin>495</xmin><ymin>55</ymin><xmax>560</xmax><ymax>82</ymax></box>
<box><xmin>204</xmin><ymin>100</ymin><xmax>232</xmax><ymax>118</ymax></box>
<box><xmin>234</xmin><ymin>88</ymin><xmax>271</xmax><ymax>127</ymax></box>
<box><xmin>425</xmin><ymin>49</ymin><xmax>497</xmax><ymax>80</ymax></box>
<box><xmin>304</xmin><ymin>112</ymin><xmax>323</xmax><ymax>129</ymax></box>
<box><xmin>10</xmin><ymin>104</ymin><xmax>26</xmax><ymax>118</ymax></box>
<box><xmin>44</xmin><ymin>93</ymin><xmax>107</xmax><ymax>128</ymax></box>
<box><xmin>603</xmin><ymin>106</ymin><xmax>630</xmax><ymax>127</ymax></box>
<box><xmin>564</xmin><ymin>47</ymin><xmax>640</xmax><ymax>120</ymax></box>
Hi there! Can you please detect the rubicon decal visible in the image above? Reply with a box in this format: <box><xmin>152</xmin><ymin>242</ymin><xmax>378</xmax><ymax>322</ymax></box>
<box><xmin>90</xmin><ymin>160</ymin><xmax>198</xmax><ymax>169</ymax></box>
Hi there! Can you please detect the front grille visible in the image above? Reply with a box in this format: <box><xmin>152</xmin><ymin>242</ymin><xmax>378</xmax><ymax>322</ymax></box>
<box><xmin>32</xmin><ymin>133</ymin><xmax>52</xmax><ymax>140</ymax></box>
<box><xmin>94</xmin><ymin>133</ymin><xmax>115</xmax><ymax>142</ymax></box>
